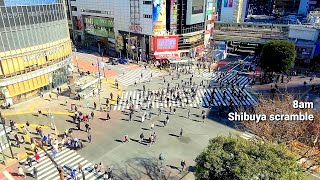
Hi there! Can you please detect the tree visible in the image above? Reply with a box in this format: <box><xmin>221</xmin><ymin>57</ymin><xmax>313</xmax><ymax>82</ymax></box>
<box><xmin>116</xmin><ymin>34</ymin><xmax>124</xmax><ymax>57</ymax></box>
<box><xmin>195</xmin><ymin>135</ymin><xmax>306</xmax><ymax>180</ymax></box>
<box><xmin>260</xmin><ymin>40</ymin><xmax>295</xmax><ymax>73</ymax></box>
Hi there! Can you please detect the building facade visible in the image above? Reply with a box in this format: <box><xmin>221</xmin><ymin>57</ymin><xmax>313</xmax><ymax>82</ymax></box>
<box><xmin>0</xmin><ymin>0</ymin><xmax>73</xmax><ymax>105</ymax></box>
<box><xmin>69</xmin><ymin>0</ymin><xmax>214</xmax><ymax>60</ymax></box>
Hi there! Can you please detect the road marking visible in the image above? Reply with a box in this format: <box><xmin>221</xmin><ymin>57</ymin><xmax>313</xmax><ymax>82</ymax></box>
<box><xmin>2</xmin><ymin>171</ymin><xmax>14</xmax><ymax>180</ymax></box>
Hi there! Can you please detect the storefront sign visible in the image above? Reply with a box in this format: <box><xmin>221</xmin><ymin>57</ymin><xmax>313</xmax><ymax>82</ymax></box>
<box><xmin>129</xmin><ymin>24</ymin><xmax>143</xmax><ymax>33</ymax></box>
<box><xmin>154</xmin><ymin>51</ymin><xmax>179</xmax><ymax>59</ymax></box>
<box><xmin>183</xmin><ymin>34</ymin><xmax>203</xmax><ymax>44</ymax></box>
<box><xmin>23</xmin><ymin>48</ymin><xmax>60</xmax><ymax>62</ymax></box>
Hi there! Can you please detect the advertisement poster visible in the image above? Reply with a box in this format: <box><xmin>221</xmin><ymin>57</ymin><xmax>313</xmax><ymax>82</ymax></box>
<box><xmin>170</xmin><ymin>0</ymin><xmax>177</xmax><ymax>32</ymax></box>
<box><xmin>192</xmin><ymin>0</ymin><xmax>204</xmax><ymax>14</ymax></box>
<box><xmin>223</xmin><ymin>0</ymin><xmax>233</xmax><ymax>7</ymax></box>
<box><xmin>153</xmin><ymin>0</ymin><xmax>166</xmax><ymax>34</ymax></box>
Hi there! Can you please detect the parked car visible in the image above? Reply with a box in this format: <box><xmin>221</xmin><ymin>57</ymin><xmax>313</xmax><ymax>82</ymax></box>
<box><xmin>110</xmin><ymin>58</ymin><xmax>119</xmax><ymax>65</ymax></box>
<box><xmin>117</xmin><ymin>58</ymin><xmax>129</xmax><ymax>64</ymax></box>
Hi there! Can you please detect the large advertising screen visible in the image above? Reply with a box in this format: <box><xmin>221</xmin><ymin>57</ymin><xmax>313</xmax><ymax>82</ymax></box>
<box><xmin>192</xmin><ymin>0</ymin><xmax>204</xmax><ymax>14</ymax></box>
<box><xmin>0</xmin><ymin>4</ymin><xmax>65</xmax><ymax>28</ymax></box>
<box><xmin>153</xmin><ymin>0</ymin><xmax>166</xmax><ymax>34</ymax></box>
<box><xmin>0</xmin><ymin>0</ymin><xmax>58</xmax><ymax>6</ymax></box>
<box><xmin>84</xmin><ymin>16</ymin><xmax>115</xmax><ymax>39</ymax></box>
<box><xmin>154</xmin><ymin>36</ymin><xmax>178</xmax><ymax>52</ymax></box>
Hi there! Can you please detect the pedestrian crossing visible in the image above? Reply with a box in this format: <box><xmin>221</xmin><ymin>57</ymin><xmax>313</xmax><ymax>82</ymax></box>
<box><xmin>112</xmin><ymin>68</ymin><xmax>164</xmax><ymax>86</ymax></box>
<box><xmin>20</xmin><ymin>147</ymin><xmax>104</xmax><ymax>180</ymax></box>
<box><xmin>112</xmin><ymin>88</ymin><xmax>258</xmax><ymax>110</ymax></box>
<box><xmin>194</xmin><ymin>71</ymin><xmax>253</xmax><ymax>87</ymax></box>
<box><xmin>240</xmin><ymin>131</ymin><xmax>257</xmax><ymax>141</ymax></box>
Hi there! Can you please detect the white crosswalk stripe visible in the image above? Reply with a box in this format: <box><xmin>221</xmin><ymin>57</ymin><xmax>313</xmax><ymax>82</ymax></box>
<box><xmin>20</xmin><ymin>147</ymin><xmax>104</xmax><ymax>179</ymax></box>
<box><xmin>240</xmin><ymin>131</ymin><xmax>257</xmax><ymax>141</ymax></box>
<box><xmin>194</xmin><ymin>71</ymin><xmax>252</xmax><ymax>87</ymax></box>
<box><xmin>111</xmin><ymin>68</ymin><xmax>163</xmax><ymax>86</ymax></box>
<box><xmin>112</xmin><ymin>88</ymin><xmax>258</xmax><ymax>110</ymax></box>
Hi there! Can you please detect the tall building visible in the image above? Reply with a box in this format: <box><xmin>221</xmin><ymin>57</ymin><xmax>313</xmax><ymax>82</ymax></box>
<box><xmin>69</xmin><ymin>0</ymin><xmax>214</xmax><ymax>60</ymax></box>
<box><xmin>0</xmin><ymin>0</ymin><xmax>73</xmax><ymax>105</ymax></box>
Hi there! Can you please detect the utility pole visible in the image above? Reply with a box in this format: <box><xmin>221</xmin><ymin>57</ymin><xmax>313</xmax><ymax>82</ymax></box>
<box><xmin>75</xmin><ymin>48</ymin><xmax>79</xmax><ymax>72</ymax></box>
<box><xmin>97</xmin><ymin>57</ymin><xmax>102</xmax><ymax>111</ymax></box>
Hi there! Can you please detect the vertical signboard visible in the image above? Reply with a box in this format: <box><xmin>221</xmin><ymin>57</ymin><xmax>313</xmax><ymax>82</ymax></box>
<box><xmin>224</xmin><ymin>0</ymin><xmax>233</xmax><ymax>7</ymax></box>
<box><xmin>170</xmin><ymin>0</ymin><xmax>177</xmax><ymax>33</ymax></box>
<box><xmin>152</xmin><ymin>0</ymin><xmax>166</xmax><ymax>35</ymax></box>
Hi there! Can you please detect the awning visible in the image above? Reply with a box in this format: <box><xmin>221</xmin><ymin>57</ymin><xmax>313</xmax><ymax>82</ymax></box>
<box><xmin>154</xmin><ymin>52</ymin><xmax>179</xmax><ymax>59</ymax></box>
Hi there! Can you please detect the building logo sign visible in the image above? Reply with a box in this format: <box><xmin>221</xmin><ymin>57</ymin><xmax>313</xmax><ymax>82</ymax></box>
<box><xmin>23</xmin><ymin>48</ymin><xmax>60</xmax><ymax>62</ymax></box>
<box><xmin>129</xmin><ymin>24</ymin><xmax>143</xmax><ymax>33</ymax></box>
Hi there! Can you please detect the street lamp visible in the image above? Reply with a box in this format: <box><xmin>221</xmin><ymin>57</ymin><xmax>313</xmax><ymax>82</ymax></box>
<box><xmin>74</xmin><ymin>48</ymin><xmax>79</xmax><ymax>72</ymax></box>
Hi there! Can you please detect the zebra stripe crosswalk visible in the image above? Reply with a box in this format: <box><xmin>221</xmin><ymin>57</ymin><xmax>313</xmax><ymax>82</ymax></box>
<box><xmin>111</xmin><ymin>68</ymin><xmax>163</xmax><ymax>86</ymax></box>
<box><xmin>240</xmin><ymin>131</ymin><xmax>257</xmax><ymax>141</ymax></box>
<box><xmin>194</xmin><ymin>71</ymin><xmax>252</xmax><ymax>87</ymax></box>
<box><xmin>112</xmin><ymin>88</ymin><xmax>258</xmax><ymax>110</ymax></box>
<box><xmin>20</xmin><ymin>147</ymin><xmax>103</xmax><ymax>180</ymax></box>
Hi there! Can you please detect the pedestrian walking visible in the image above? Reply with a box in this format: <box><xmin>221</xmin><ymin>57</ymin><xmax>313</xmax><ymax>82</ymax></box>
<box><xmin>106</xmin><ymin>112</ymin><xmax>110</xmax><ymax>120</ymax></box>
<box><xmin>85</xmin><ymin>123</ymin><xmax>90</xmax><ymax>132</ymax></box>
<box><xmin>139</xmin><ymin>132</ymin><xmax>144</xmax><ymax>143</ymax></box>
<box><xmin>52</xmin><ymin>148</ymin><xmax>57</xmax><ymax>158</ymax></box>
<box><xmin>94</xmin><ymin>163</ymin><xmax>99</xmax><ymax>174</ymax></box>
<box><xmin>91</xmin><ymin>111</ymin><xmax>95</xmax><ymax>120</ymax></box>
<box><xmin>180</xmin><ymin>160</ymin><xmax>186</xmax><ymax>172</ymax></box>
<box><xmin>26</xmin><ymin>156</ymin><xmax>33</xmax><ymax>167</ymax></box>
<box><xmin>94</xmin><ymin>102</ymin><xmax>97</xmax><ymax>110</ymax></box>
<box><xmin>123</xmin><ymin>134</ymin><xmax>129</xmax><ymax>143</ymax></box>
<box><xmin>14</xmin><ymin>133</ymin><xmax>20</xmax><ymax>147</ymax></box>
<box><xmin>150</xmin><ymin>123</ymin><xmax>154</xmax><ymax>130</ymax></box>
<box><xmin>180</xmin><ymin>128</ymin><xmax>183</xmax><ymax>137</ymax></box>
<box><xmin>173</xmin><ymin>108</ymin><xmax>176</xmax><ymax>115</ymax></box>
<box><xmin>87</xmin><ymin>133</ymin><xmax>91</xmax><ymax>143</ymax></box>
<box><xmin>187</xmin><ymin>109</ymin><xmax>190</xmax><ymax>119</ymax></box>
<box><xmin>98</xmin><ymin>162</ymin><xmax>104</xmax><ymax>172</ymax></box>
<box><xmin>141</xmin><ymin>114</ymin><xmax>145</xmax><ymax>123</ymax></box>
<box><xmin>33</xmin><ymin>167</ymin><xmax>38</xmax><ymax>179</ymax></box>
<box><xmin>18</xmin><ymin>167</ymin><xmax>25</xmax><ymax>177</ymax></box>
<box><xmin>78</xmin><ymin>163</ymin><xmax>83</xmax><ymax>173</ymax></box>
<box><xmin>35</xmin><ymin>153</ymin><xmax>40</xmax><ymax>163</ymax></box>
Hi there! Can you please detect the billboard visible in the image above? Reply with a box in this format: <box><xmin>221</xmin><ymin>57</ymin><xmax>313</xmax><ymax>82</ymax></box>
<box><xmin>223</xmin><ymin>0</ymin><xmax>233</xmax><ymax>7</ymax></box>
<box><xmin>192</xmin><ymin>0</ymin><xmax>204</xmax><ymax>14</ymax></box>
<box><xmin>170</xmin><ymin>0</ymin><xmax>177</xmax><ymax>32</ymax></box>
<box><xmin>186</xmin><ymin>0</ymin><xmax>205</xmax><ymax>25</ymax></box>
<box><xmin>153</xmin><ymin>0</ymin><xmax>166</xmax><ymax>34</ymax></box>
<box><xmin>154</xmin><ymin>36</ymin><xmax>178</xmax><ymax>52</ymax></box>
<box><xmin>0</xmin><ymin>4</ymin><xmax>65</xmax><ymax>29</ymax></box>
<box><xmin>0</xmin><ymin>0</ymin><xmax>58</xmax><ymax>6</ymax></box>
<box><xmin>84</xmin><ymin>16</ymin><xmax>115</xmax><ymax>38</ymax></box>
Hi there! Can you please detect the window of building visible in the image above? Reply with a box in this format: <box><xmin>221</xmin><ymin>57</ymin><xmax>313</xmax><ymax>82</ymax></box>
<box><xmin>71</xmin><ymin>0</ymin><xmax>76</xmax><ymax>1</ymax></box>
<box><xmin>143</xmin><ymin>1</ymin><xmax>152</xmax><ymax>4</ymax></box>
<box><xmin>71</xmin><ymin>6</ymin><xmax>77</xmax><ymax>11</ymax></box>
<box><xmin>143</xmin><ymin>14</ymin><xmax>152</xmax><ymax>18</ymax></box>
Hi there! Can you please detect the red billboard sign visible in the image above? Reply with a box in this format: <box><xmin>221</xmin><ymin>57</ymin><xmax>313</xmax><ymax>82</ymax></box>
<box><xmin>154</xmin><ymin>36</ymin><xmax>179</xmax><ymax>52</ymax></box>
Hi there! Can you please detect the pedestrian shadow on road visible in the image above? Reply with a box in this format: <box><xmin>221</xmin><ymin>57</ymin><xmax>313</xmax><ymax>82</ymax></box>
<box><xmin>141</xmin><ymin>127</ymin><xmax>149</xmax><ymax>131</ymax></box>
<box><xmin>155</xmin><ymin>124</ymin><xmax>163</xmax><ymax>128</ymax></box>
<box><xmin>115</xmin><ymin>139</ymin><xmax>123</xmax><ymax>143</ymax></box>
<box><xmin>166</xmin><ymin>165</ymin><xmax>181</xmax><ymax>172</ymax></box>
<box><xmin>168</xmin><ymin>133</ymin><xmax>179</xmax><ymax>137</ymax></box>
